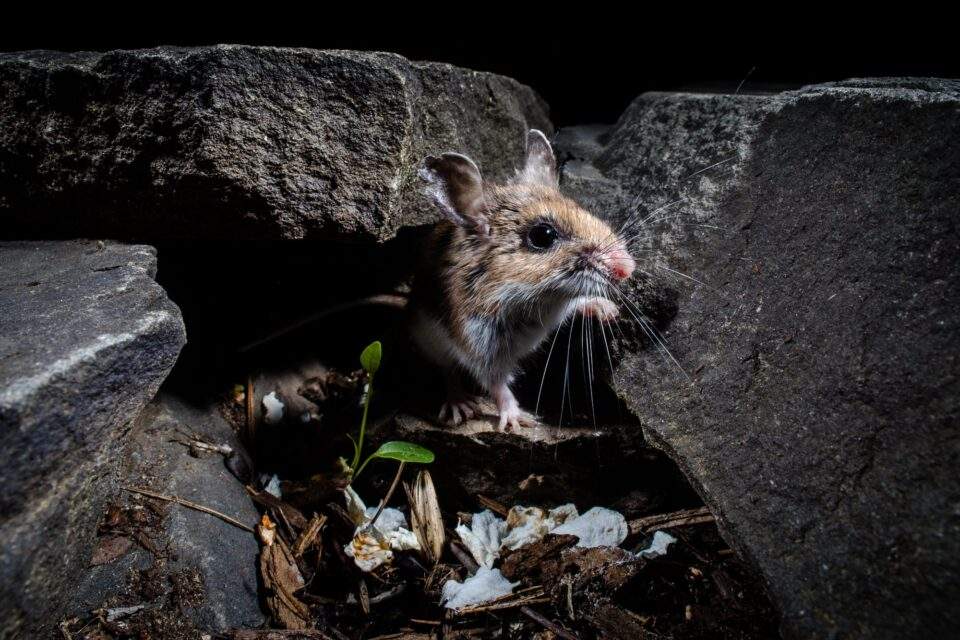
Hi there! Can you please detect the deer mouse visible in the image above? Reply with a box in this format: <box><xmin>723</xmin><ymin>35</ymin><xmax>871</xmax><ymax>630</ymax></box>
<box><xmin>410</xmin><ymin>130</ymin><xmax>636</xmax><ymax>429</ymax></box>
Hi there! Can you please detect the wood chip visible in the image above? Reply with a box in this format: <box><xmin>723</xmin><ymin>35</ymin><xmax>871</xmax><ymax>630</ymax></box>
<box><xmin>259</xmin><ymin>538</ymin><xmax>311</xmax><ymax>629</ymax></box>
<box><xmin>404</xmin><ymin>470</ymin><xmax>444</xmax><ymax>565</ymax></box>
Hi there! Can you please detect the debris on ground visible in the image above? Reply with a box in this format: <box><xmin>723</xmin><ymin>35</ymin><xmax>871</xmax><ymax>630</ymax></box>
<box><xmin>208</xmin><ymin>350</ymin><xmax>781</xmax><ymax>639</ymax></box>
<box><xmin>259</xmin><ymin>535</ymin><xmax>311</xmax><ymax>629</ymax></box>
<box><xmin>442</xmin><ymin>566</ymin><xmax>520</xmax><ymax>609</ymax></box>
<box><xmin>551</xmin><ymin>506</ymin><xmax>628</xmax><ymax>548</ymax></box>
<box><xmin>342</xmin><ymin>484</ymin><xmax>422</xmax><ymax>571</ymax></box>
<box><xmin>62</xmin><ymin>353</ymin><xmax>778</xmax><ymax>639</ymax></box>
<box><xmin>638</xmin><ymin>530</ymin><xmax>678</xmax><ymax>559</ymax></box>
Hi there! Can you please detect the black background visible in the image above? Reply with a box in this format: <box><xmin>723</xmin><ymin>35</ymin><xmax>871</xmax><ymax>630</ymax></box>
<box><xmin>2</xmin><ymin>11</ymin><xmax>956</xmax><ymax>126</ymax></box>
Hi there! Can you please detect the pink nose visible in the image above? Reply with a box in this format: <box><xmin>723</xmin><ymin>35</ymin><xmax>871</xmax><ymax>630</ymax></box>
<box><xmin>601</xmin><ymin>246</ymin><xmax>635</xmax><ymax>281</ymax></box>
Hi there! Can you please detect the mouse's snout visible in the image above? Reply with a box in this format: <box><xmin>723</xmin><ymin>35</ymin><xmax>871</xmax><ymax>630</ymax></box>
<box><xmin>600</xmin><ymin>244</ymin><xmax>636</xmax><ymax>281</ymax></box>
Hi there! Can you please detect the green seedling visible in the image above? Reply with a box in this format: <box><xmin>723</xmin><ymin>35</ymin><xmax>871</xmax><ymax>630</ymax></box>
<box><xmin>345</xmin><ymin>340</ymin><xmax>435</xmax><ymax>530</ymax></box>
<box><xmin>347</xmin><ymin>340</ymin><xmax>434</xmax><ymax>477</ymax></box>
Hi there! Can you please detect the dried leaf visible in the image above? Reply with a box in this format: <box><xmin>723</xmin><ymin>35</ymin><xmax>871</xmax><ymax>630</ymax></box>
<box><xmin>90</xmin><ymin>536</ymin><xmax>133</xmax><ymax>566</ymax></box>
<box><xmin>259</xmin><ymin>538</ymin><xmax>310</xmax><ymax>629</ymax></box>
<box><xmin>258</xmin><ymin>514</ymin><xmax>277</xmax><ymax>547</ymax></box>
<box><xmin>405</xmin><ymin>470</ymin><xmax>445</xmax><ymax>564</ymax></box>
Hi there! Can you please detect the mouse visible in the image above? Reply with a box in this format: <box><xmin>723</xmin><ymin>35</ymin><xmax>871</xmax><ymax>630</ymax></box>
<box><xmin>409</xmin><ymin>129</ymin><xmax>636</xmax><ymax>430</ymax></box>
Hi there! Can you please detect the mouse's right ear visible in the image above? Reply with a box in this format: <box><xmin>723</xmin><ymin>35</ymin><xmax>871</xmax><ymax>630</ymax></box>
<box><xmin>420</xmin><ymin>153</ymin><xmax>489</xmax><ymax>235</ymax></box>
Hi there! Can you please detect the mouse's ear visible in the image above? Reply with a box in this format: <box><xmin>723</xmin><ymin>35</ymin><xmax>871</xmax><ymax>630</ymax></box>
<box><xmin>518</xmin><ymin>129</ymin><xmax>558</xmax><ymax>187</ymax></box>
<box><xmin>420</xmin><ymin>153</ymin><xmax>490</xmax><ymax>235</ymax></box>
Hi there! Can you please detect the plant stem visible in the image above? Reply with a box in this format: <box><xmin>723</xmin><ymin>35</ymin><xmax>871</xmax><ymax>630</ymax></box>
<box><xmin>353</xmin><ymin>451</ymin><xmax>376</xmax><ymax>479</ymax></box>
<box><xmin>367</xmin><ymin>461</ymin><xmax>406</xmax><ymax>530</ymax></box>
<box><xmin>351</xmin><ymin>373</ymin><xmax>374</xmax><ymax>471</ymax></box>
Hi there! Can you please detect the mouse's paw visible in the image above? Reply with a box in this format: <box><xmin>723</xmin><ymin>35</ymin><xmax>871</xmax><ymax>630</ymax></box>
<box><xmin>577</xmin><ymin>296</ymin><xmax>619</xmax><ymax>322</ymax></box>
<box><xmin>497</xmin><ymin>403</ymin><xmax>538</xmax><ymax>431</ymax></box>
<box><xmin>438</xmin><ymin>396</ymin><xmax>481</xmax><ymax>426</ymax></box>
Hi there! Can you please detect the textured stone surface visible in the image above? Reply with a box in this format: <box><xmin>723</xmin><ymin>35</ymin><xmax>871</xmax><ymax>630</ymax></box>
<box><xmin>558</xmin><ymin>79</ymin><xmax>960</xmax><ymax>638</ymax></box>
<box><xmin>0</xmin><ymin>46</ymin><xmax>552</xmax><ymax>242</ymax></box>
<box><xmin>69</xmin><ymin>394</ymin><xmax>265</xmax><ymax>634</ymax></box>
<box><xmin>0</xmin><ymin>241</ymin><xmax>186</xmax><ymax>638</ymax></box>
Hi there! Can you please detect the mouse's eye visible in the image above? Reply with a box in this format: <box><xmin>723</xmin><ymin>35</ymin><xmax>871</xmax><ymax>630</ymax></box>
<box><xmin>526</xmin><ymin>222</ymin><xmax>559</xmax><ymax>251</ymax></box>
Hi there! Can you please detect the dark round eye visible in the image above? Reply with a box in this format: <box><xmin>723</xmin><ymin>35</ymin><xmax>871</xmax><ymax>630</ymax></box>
<box><xmin>526</xmin><ymin>222</ymin><xmax>559</xmax><ymax>250</ymax></box>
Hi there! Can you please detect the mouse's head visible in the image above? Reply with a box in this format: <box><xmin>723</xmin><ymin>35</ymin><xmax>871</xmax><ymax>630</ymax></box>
<box><xmin>420</xmin><ymin>130</ymin><xmax>635</xmax><ymax>309</ymax></box>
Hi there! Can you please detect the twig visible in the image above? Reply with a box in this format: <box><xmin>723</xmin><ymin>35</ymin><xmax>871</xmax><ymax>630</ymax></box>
<box><xmin>367</xmin><ymin>462</ymin><xmax>406</xmax><ymax>530</ymax></box>
<box><xmin>346</xmin><ymin>583</ymin><xmax>407</xmax><ymax>605</ymax></box>
<box><xmin>245</xmin><ymin>376</ymin><xmax>256</xmax><ymax>450</ymax></box>
<box><xmin>449</xmin><ymin>542</ymin><xmax>479</xmax><ymax>573</ymax></box>
<box><xmin>123</xmin><ymin>486</ymin><xmax>254</xmax><ymax>533</ymax></box>
<box><xmin>293</xmin><ymin>514</ymin><xmax>327</xmax><ymax>557</ymax></box>
<box><xmin>272</xmin><ymin>501</ymin><xmax>298</xmax><ymax>547</ymax></box>
<box><xmin>453</xmin><ymin>592</ymin><xmax>549</xmax><ymax>615</ymax></box>
<box><xmin>628</xmin><ymin>506</ymin><xmax>714</xmax><ymax>535</ymax></box>
<box><xmin>172</xmin><ymin>436</ymin><xmax>233</xmax><ymax>456</ymax></box>
<box><xmin>477</xmin><ymin>494</ymin><xmax>509</xmax><ymax>517</ymax></box>
<box><xmin>521</xmin><ymin>606</ymin><xmax>580</xmax><ymax>640</ymax></box>
<box><xmin>452</xmin><ymin>586</ymin><xmax>544</xmax><ymax>611</ymax></box>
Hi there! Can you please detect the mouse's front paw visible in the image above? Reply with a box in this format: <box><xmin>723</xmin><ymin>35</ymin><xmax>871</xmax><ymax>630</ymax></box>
<box><xmin>577</xmin><ymin>296</ymin><xmax>619</xmax><ymax>321</ymax></box>
<box><xmin>497</xmin><ymin>404</ymin><xmax>537</xmax><ymax>431</ymax></box>
<box><xmin>438</xmin><ymin>396</ymin><xmax>481</xmax><ymax>426</ymax></box>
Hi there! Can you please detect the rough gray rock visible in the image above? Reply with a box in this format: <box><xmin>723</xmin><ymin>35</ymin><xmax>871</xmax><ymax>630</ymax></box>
<box><xmin>69</xmin><ymin>394</ymin><xmax>265</xmax><ymax>634</ymax></box>
<box><xmin>0</xmin><ymin>241</ymin><xmax>186</xmax><ymax>638</ymax></box>
<box><xmin>558</xmin><ymin>79</ymin><xmax>960</xmax><ymax>639</ymax></box>
<box><xmin>0</xmin><ymin>46</ymin><xmax>552</xmax><ymax>242</ymax></box>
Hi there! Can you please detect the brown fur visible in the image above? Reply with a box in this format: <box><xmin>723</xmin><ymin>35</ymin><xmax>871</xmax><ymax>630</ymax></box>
<box><xmin>411</xmin><ymin>129</ymin><xmax>633</xmax><ymax>428</ymax></box>
<box><xmin>414</xmin><ymin>181</ymin><xmax>619</xmax><ymax>361</ymax></box>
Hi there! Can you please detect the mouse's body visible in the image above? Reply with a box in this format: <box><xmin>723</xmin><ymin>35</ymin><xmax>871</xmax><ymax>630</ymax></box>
<box><xmin>409</xmin><ymin>130</ymin><xmax>635</xmax><ymax>429</ymax></box>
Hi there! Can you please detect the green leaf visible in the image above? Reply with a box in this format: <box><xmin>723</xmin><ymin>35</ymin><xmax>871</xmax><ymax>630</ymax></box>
<box><xmin>371</xmin><ymin>441</ymin><xmax>434</xmax><ymax>464</ymax></box>
<box><xmin>360</xmin><ymin>341</ymin><xmax>382</xmax><ymax>375</ymax></box>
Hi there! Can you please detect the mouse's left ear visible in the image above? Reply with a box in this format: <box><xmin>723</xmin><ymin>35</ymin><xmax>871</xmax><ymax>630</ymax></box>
<box><xmin>518</xmin><ymin>129</ymin><xmax>558</xmax><ymax>187</ymax></box>
<box><xmin>420</xmin><ymin>152</ymin><xmax>490</xmax><ymax>235</ymax></box>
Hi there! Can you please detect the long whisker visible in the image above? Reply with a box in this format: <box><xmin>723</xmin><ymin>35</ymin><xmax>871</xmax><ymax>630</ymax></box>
<box><xmin>654</xmin><ymin>264</ymin><xmax>713</xmax><ymax>289</ymax></box>
<box><xmin>559</xmin><ymin>315</ymin><xmax>575</xmax><ymax>427</ymax></box>
<box><xmin>607</xmin><ymin>285</ymin><xmax>690</xmax><ymax>382</ymax></box>
<box><xmin>535</xmin><ymin>319</ymin><xmax>564</xmax><ymax>417</ymax></box>
<box><xmin>597</xmin><ymin>298</ymin><xmax>616</xmax><ymax>377</ymax></box>
<box><xmin>682</xmin><ymin>155</ymin><xmax>736</xmax><ymax>181</ymax></box>
<box><xmin>735</xmin><ymin>65</ymin><xmax>757</xmax><ymax>95</ymax></box>
<box><xmin>609</xmin><ymin>198</ymin><xmax>684</xmax><ymax>251</ymax></box>
<box><xmin>586</xmin><ymin>314</ymin><xmax>596</xmax><ymax>429</ymax></box>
